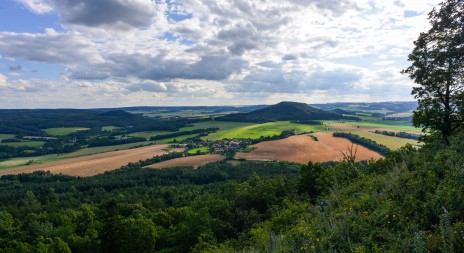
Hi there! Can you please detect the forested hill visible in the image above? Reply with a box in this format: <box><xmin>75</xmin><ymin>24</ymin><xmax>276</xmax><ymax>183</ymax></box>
<box><xmin>219</xmin><ymin>101</ymin><xmax>356</xmax><ymax>123</ymax></box>
<box><xmin>0</xmin><ymin>109</ymin><xmax>154</xmax><ymax>135</ymax></box>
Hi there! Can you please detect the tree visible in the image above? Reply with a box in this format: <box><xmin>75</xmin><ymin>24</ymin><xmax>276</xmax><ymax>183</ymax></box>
<box><xmin>402</xmin><ymin>0</ymin><xmax>464</xmax><ymax>144</ymax></box>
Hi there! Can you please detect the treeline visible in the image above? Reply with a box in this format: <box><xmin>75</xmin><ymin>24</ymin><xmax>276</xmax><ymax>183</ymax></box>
<box><xmin>149</xmin><ymin>128</ymin><xmax>218</xmax><ymax>141</ymax></box>
<box><xmin>374</xmin><ymin>130</ymin><xmax>421</xmax><ymax>140</ymax></box>
<box><xmin>290</xmin><ymin>120</ymin><xmax>322</xmax><ymax>125</ymax></box>
<box><xmin>333</xmin><ymin>132</ymin><xmax>390</xmax><ymax>156</ymax></box>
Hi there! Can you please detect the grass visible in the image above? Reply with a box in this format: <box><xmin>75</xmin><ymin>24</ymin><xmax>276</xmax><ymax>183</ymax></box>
<box><xmin>0</xmin><ymin>141</ymin><xmax>45</xmax><ymax>147</ymax></box>
<box><xmin>0</xmin><ymin>154</ymin><xmax>58</xmax><ymax>169</ymax></box>
<box><xmin>203</xmin><ymin>121</ymin><xmax>325</xmax><ymax>140</ymax></box>
<box><xmin>190</xmin><ymin>121</ymin><xmax>255</xmax><ymax>130</ymax></box>
<box><xmin>344</xmin><ymin>120</ymin><xmax>421</xmax><ymax>132</ymax></box>
<box><xmin>101</xmin><ymin>126</ymin><xmax>120</xmax><ymax>131</ymax></box>
<box><xmin>155</xmin><ymin>134</ymin><xmax>200</xmax><ymax>144</ymax></box>
<box><xmin>350</xmin><ymin>131</ymin><xmax>420</xmax><ymax>150</ymax></box>
<box><xmin>0</xmin><ymin>134</ymin><xmax>16</xmax><ymax>140</ymax></box>
<box><xmin>44</xmin><ymin>127</ymin><xmax>91</xmax><ymax>136</ymax></box>
<box><xmin>128</xmin><ymin>131</ymin><xmax>174</xmax><ymax>140</ymax></box>
<box><xmin>187</xmin><ymin>146</ymin><xmax>210</xmax><ymax>155</ymax></box>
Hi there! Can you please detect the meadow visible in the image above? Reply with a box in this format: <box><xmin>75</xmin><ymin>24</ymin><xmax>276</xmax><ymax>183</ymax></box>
<box><xmin>202</xmin><ymin>121</ymin><xmax>325</xmax><ymax>140</ymax></box>
<box><xmin>0</xmin><ymin>141</ymin><xmax>45</xmax><ymax>147</ymax></box>
<box><xmin>44</xmin><ymin>127</ymin><xmax>91</xmax><ymax>136</ymax></box>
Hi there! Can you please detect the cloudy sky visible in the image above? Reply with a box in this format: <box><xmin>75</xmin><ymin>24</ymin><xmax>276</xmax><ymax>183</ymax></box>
<box><xmin>0</xmin><ymin>0</ymin><xmax>441</xmax><ymax>108</ymax></box>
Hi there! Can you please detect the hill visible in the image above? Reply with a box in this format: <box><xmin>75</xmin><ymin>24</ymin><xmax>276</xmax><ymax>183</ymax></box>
<box><xmin>219</xmin><ymin>101</ymin><xmax>354</xmax><ymax>123</ymax></box>
<box><xmin>0</xmin><ymin>109</ymin><xmax>155</xmax><ymax>135</ymax></box>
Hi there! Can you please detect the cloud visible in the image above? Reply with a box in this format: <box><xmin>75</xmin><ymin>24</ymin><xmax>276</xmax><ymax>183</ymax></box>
<box><xmin>8</xmin><ymin>65</ymin><xmax>22</xmax><ymax>72</ymax></box>
<box><xmin>1</xmin><ymin>0</ymin><xmax>444</xmax><ymax>107</ymax></box>
<box><xmin>15</xmin><ymin>0</ymin><xmax>53</xmax><ymax>14</ymax></box>
<box><xmin>50</xmin><ymin>0</ymin><xmax>156</xmax><ymax>30</ymax></box>
<box><xmin>0</xmin><ymin>29</ymin><xmax>104</xmax><ymax>65</ymax></box>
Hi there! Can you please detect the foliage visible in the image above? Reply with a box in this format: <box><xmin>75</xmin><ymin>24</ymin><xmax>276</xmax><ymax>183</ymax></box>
<box><xmin>402</xmin><ymin>0</ymin><xmax>464</xmax><ymax>144</ymax></box>
<box><xmin>374</xmin><ymin>130</ymin><xmax>422</xmax><ymax>140</ymax></box>
<box><xmin>333</xmin><ymin>132</ymin><xmax>391</xmax><ymax>156</ymax></box>
<box><xmin>149</xmin><ymin>128</ymin><xmax>218</xmax><ymax>141</ymax></box>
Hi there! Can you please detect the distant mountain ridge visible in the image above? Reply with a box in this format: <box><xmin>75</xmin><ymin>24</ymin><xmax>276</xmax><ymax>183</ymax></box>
<box><xmin>218</xmin><ymin>101</ymin><xmax>352</xmax><ymax>123</ymax></box>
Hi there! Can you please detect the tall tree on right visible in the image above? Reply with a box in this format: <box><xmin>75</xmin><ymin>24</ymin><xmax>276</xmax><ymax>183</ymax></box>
<box><xmin>402</xmin><ymin>0</ymin><xmax>464</xmax><ymax>145</ymax></box>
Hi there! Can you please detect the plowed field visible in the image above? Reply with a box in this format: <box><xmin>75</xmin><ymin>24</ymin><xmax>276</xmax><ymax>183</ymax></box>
<box><xmin>235</xmin><ymin>132</ymin><xmax>382</xmax><ymax>164</ymax></box>
<box><xmin>0</xmin><ymin>145</ymin><xmax>183</xmax><ymax>177</ymax></box>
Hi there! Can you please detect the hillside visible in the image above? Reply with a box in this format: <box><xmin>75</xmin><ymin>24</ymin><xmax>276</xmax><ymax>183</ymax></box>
<box><xmin>219</xmin><ymin>101</ymin><xmax>353</xmax><ymax>123</ymax></box>
<box><xmin>0</xmin><ymin>109</ymin><xmax>154</xmax><ymax>135</ymax></box>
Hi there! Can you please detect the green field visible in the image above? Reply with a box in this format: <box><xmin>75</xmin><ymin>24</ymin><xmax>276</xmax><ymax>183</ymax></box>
<box><xmin>0</xmin><ymin>154</ymin><xmax>59</xmax><ymax>169</ymax></box>
<box><xmin>349</xmin><ymin>131</ymin><xmax>420</xmax><ymax>150</ymax></box>
<box><xmin>187</xmin><ymin>146</ymin><xmax>210</xmax><ymax>155</ymax></box>
<box><xmin>203</xmin><ymin>121</ymin><xmax>325</xmax><ymax>140</ymax></box>
<box><xmin>128</xmin><ymin>131</ymin><xmax>174</xmax><ymax>140</ymax></box>
<box><xmin>155</xmin><ymin>134</ymin><xmax>200</xmax><ymax>144</ymax></box>
<box><xmin>0</xmin><ymin>134</ymin><xmax>16</xmax><ymax>140</ymax></box>
<box><xmin>101</xmin><ymin>126</ymin><xmax>120</xmax><ymax>131</ymax></box>
<box><xmin>0</xmin><ymin>141</ymin><xmax>45</xmax><ymax>147</ymax></box>
<box><xmin>344</xmin><ymin>120</ymin><xmax>421</xmax><ymax>133</ymax></box>
<box><xmin>191</xmin><ymin>121</ymin><xmax>256</xmax><ymax>130</ymax></box>
<box><xmin>44</xmin><ymin>127</ymin><xmax>91</xmax><ymax>136</ymax></box>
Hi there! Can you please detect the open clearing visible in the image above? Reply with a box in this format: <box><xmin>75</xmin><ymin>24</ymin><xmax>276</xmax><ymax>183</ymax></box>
<box><xmin>327</xmin><ymin>123</ymin><xmax>421</xmax><ymax>149</ymax></box>
<box><xmin>44</xmin><ymin>127</ymin><xmax>91</xmax><ymax>136</ymax></box>
<box><xmin>147</xmin><ymin>154</ymin><xmax>224</xmax><ymax>169</ymax></box>
<box><xmin>235</xmin><ymin>132</ymin><xmax>383</xmax><ymax>164</ymax></box>
<box><xmin>204</xmin><ymin>121</ymin><xmax>325</xmax><ymax>140</ymax></box>
<box><xmin>0</xmin><ymin>144</ymin><xmax>183</xmax><ymax>177</ymax></box>
<box><xmin>0</xmin><ymin>134</ymin><xmax>16</xmax><ymax>140</ymax></box>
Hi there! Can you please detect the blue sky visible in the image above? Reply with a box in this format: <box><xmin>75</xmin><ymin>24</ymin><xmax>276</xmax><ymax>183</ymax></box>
<box><xmin>0</xmin><ymin>0</ymin><xmax>441</xmax><ymax>108</ymax></box>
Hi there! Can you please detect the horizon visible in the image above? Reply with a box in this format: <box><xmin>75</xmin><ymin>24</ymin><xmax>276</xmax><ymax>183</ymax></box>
<box><xmin>0</xmin><ymin>100</ymin><xmax>417</xmax><ymax>110</ymax></box>
<box><xmin>0</xmin><ymin>0</ymin><xmax>440</xmax><ymax>108</ymax></box>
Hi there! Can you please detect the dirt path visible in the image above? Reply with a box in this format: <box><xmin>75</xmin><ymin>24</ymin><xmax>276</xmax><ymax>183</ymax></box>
<box><xmin>146</xmin><ymin>154</ymin><xmax>224</xmax><ymax>169</ymax></box>
<box><xmin>0</xmin><ymin>145</ymin><xmax>183</xmax><ymax>177</ymax></box>
<box><xmin>235</xmin><ymin>132</ymin><xmax>383</xmax><ymax>164</ymax></box>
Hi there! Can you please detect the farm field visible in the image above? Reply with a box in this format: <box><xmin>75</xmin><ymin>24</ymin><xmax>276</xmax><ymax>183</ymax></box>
<box><xmin>327</xmin><ymin>123</ymin><xmax>421</xmax><ymax>149</ymax></box>
<box><xmin>187</xmin><ymin>146</ymin><xmax>209</xmax><ymax>154</ymax></box>
<box><xmin>101</xmin><ymin>126</ymin><xmax>120</xmax><ymax>131</ymax></box>
<box><xmin>128</xmin><ymin>131</ymin><xmax>174</xmax><ymax>140</ymax></box>
<box><xmin>0</xmin><ymin>141</ymin><xmax>157</xmax><ymax>169</ymax></box>
<box><xmin>0</xmin><ymin>141</ymin><xmax>45</xmax><ymax>147</ymax></box>
<box><xmin>0</xmin><ymin>134</ymin><xmax>15</xmax><ymax>140</ymax></box>
<box><xmin>44</xmin><ymin>127</ymin><xmax>91</xmax><ymax>136</ymax></box>
<box><xmin>203</xmin><ymin>121</ymin><xmax>325</xmax><ymax>140</ymax></box>
<box><xmin>191</xmin><ymin>121</ymin><xmax>255</xmax><ymax>130</ymax></box>
<box><xmin>146</xmin><ymin>154</ymin><xmax>224</xmax><ymax>169</ymax></box>
<box><xmin>155</xmin><ymin>134</ymin><xmax>200</xmax><ymax>144</ymax></box>
<box><xmin>235</xmin><ymin>132</ymin><xmax>383</xmax><ymax>164</ymax></box>
<box><xmin>335</xmin><ymin>120</ymin><xmax>420</xmax><ymax>133</ymax></box>
<box><xmin>0</xmin><ymin>144</ymin><xmax>183</xmax><ymax>177</ymax></box>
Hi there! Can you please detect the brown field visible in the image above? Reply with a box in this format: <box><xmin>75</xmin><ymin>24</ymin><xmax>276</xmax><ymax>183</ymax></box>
<box><xmin>147</xmin><ymin>154</ymin><xmax>224</xmax><ymax>169</ymax></box>
<box><xmin>0</xmin><ymin>145</ymin><xmax>183</xmax><ymax>177</ymax></box>
<box><xmin>235</xmin><ymin>132</ymin><xmax>383</xmax><ymax>164</ymax></box>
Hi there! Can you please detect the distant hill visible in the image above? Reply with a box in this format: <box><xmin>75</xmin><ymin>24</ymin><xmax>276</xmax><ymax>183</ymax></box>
<box><xmin>218</xmin><ymin>101</ymin><xmax>352</xmax><ymax>123</ymax></box>
<box><xmin>94</xmin><ymin>105</ymin><xmax>269</xmax><ymax>114</ymax></box>
<box><xmin>0</xmin><ymin>109</ymin><xmax>155</xmax><ymax>136</ymax></box>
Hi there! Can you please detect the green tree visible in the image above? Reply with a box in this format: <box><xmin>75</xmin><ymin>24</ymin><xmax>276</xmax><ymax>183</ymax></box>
<box><xmin>402</xmin><ymin>0</ymin><xmax>464</xmax><ymax>144</ymax></box>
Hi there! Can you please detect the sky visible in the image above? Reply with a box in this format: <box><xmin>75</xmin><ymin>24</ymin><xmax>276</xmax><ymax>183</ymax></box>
<box><xmin>0</xmin><ymin>0</ymin><xmax>441</xmax><ymax>108</ymax></box>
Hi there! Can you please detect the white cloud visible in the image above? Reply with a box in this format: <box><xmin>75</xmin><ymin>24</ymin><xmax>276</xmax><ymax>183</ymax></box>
<box><xmin>16</xmin><ymin>0</ymin><xmax>53</xmax><ymax>14</ymax></box>
<box><xmin>1</xmin><ymin>0</ymin><xmax>444</xmax><ymax>107</ymax></box>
